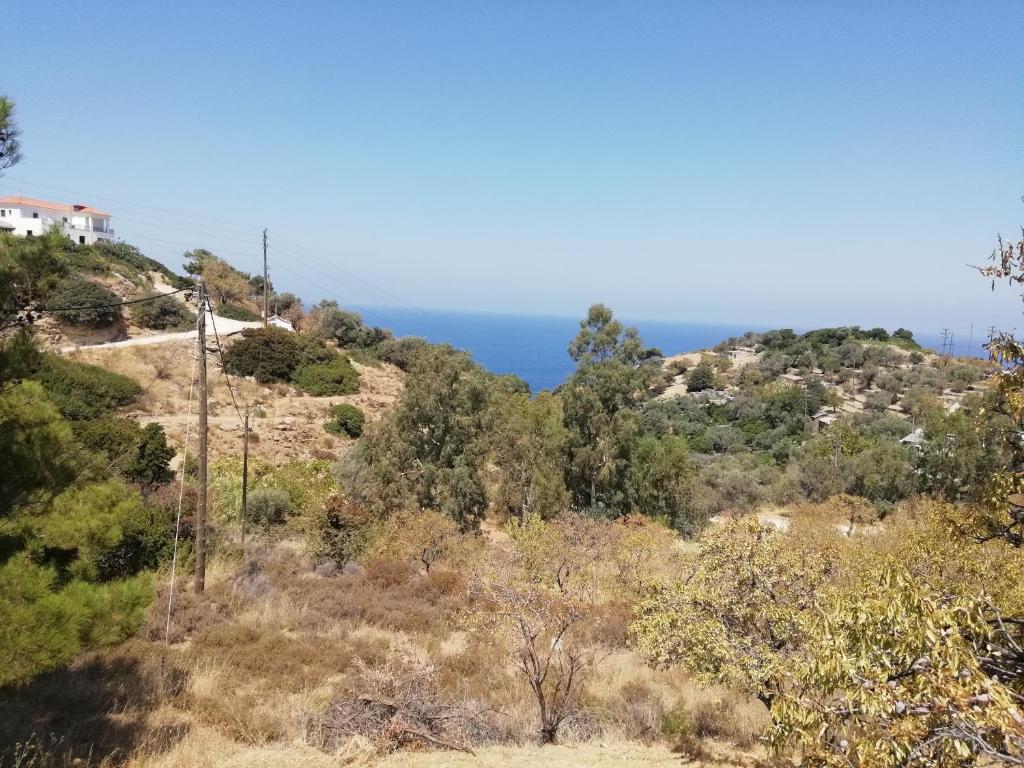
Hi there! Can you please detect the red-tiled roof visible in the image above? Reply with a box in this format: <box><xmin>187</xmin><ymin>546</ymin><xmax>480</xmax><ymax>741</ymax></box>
<box><xmin>0</xmin><ymin>195</ymin><xmax>111</xmax><ymax>217</ymax></box>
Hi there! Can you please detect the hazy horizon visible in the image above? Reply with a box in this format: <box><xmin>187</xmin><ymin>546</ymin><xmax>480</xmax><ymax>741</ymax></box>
<box><xmin>4</xmin><ymin>1</ymin><xmax>1023</xmax><ymax>333</ymax></box>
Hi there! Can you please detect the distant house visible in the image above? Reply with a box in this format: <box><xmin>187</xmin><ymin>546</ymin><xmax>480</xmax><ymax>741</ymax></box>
<box><xmin>0</xmin><ymin>196</ymin><xmax>114</xmax><ymax>245</ymax></box>
<box><xmin>267</xmin><ymin>314</ymin><xmax>295</xmax><ymax>332</ymax></box>
<box><xmin>812</xmin><ymin>407</ymin><xmax>840</xmax><ymax>432</ymax></box>
<box><xmin>900</xmin><ymin>428</ymin><xmax>927</xmax><ymax>451</ymax></box>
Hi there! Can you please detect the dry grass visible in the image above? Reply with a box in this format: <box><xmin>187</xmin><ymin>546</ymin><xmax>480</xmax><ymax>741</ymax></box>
<box><xmin>4</xmin><ymin>525</ymin><xmax>771</xmax><ymax>768</ymax></box>
<box><xmin>70</xmin><ymin>342</ymin><xmax>405</xmax><ymax>464</ymax></box>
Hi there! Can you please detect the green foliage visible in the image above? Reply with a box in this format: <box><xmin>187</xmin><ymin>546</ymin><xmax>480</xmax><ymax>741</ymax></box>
<box><xmin>130</xmin><ymin>292</ymin><xmax>196</xmax><ymax>330</ymax></box>
<box><xmin>24</xmin><ymin>480</ymin><xmax>153</xmax><ymax>581</ymax></box>
<box><xmin>562</xmin><ymin>305</ymin><xmax>648</xmax><ymax>515</ymax></box>
<box><xmin>223</xmin><ymin>327</ymin><xmax>302</xmax><ymax>382</ymax></box>
<box><xmin>632</xmin><ymin>520</ymin><xmax>835</xmax><ymax>706</ymax></box>
<box><xmin>48</xmin><ymin>277</ymin><xmax>121</xmax><ymax>327</ymax></box>
<box><xmin>1</xmin><ymin>227</ymin><xmax>69</xmax><ymax>323</ymax></box>
<box><xmin>73</xmin><ymin>418</ymin><xmax>174</xmax><ymax>489</ymax></box>
<box><xmin>0</xmin><ymin>381</ymin><xmax>78</xmax><ymax>519</ymax></box>
<box><xmin>490</xmin><ymin>391</ymin><xmax>570</xmax><ymax>522</ymax></box>
<box><xmin>246</xmin><ymin>488</ymin><xmax>291</xmax><ymax>526</ymax></box>
<box><xmin>376</xmin><ymin>336</ymin><xmax>432</xmax><ymax>371</ymax></box>
<box><xmin>310</xmin><ymin>300</ymin><xmax>392</xmax><ymax>348</ymax></box>
<box><xmin>628</xmin><ymin>435</ymin><xmax>698</xmax><ymax>534</ymax></box>
<box><xmin>341</xmin><ymin>345</ymin><xmax>493</xmax><ymax>529</ymax></box>
<box><xmin>0</xmin><ymin>559</ymin><xmax>152</xmax><ymax>687</ymax></box>
<box><xmin>0</xmin><ymin>94</ymin><xmax>23</xmax><ymax>173</ymax></box>
<box><xmin>34</xmin><ymin>354</ymin><xmax>142</xmax><ymax>420</ymax></box>
<box><xmin>291</xmin><ymin>356</ymin><xmax>359</xmax><ymax>396</ymax></box>
<box><xmin>92</xmin><ymin>240</ymin><xmax>189</xmax><ymax>287</ymax></box>
<box><xmin>94</xmin><ymin>502</ymin><xmax>175</xmax><ymax>580</ymax></box>
<box><xmin>324</xmin><ymin>403</ymin><xmax>365</xmax><ymax>437</ymax></box>
<box><xmin>686</xmin><ymin>364</ymin><xmax>716</xmax><ymax>392</ymax></box>
<box><xmin>217</xmin><ymin>301</ymin><xmax>262</xmax><ymax>321</ymax></box>
<box><xmin>209</xmin><ymin>457</ymin><xmax>336</xmax><ymax>527</ymax></box>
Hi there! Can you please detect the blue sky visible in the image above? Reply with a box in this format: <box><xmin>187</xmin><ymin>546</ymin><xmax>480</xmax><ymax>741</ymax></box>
<box><xmin>3</xmin><ymin>1</ymin><xmax>1023</xmax><ymax>337</ymax></box>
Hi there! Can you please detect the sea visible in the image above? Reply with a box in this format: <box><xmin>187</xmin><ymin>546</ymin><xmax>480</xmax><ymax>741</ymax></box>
<box><xmin>356</xmin><ymin>306</ymin><xmax>988</xmax><ymax>394</ymax></box>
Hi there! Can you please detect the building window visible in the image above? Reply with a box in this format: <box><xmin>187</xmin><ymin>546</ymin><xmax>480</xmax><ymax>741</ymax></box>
<box><xmin>26</xmin><ymin>230</ymin><xmax>33</xmax><ymax>236</ymax></box>
<box><xmin>0</xmin><ymin>209</ymin><xmax>5</xmax><ymax>217</ymax></box>
<box><xmin>63</xmin><ymin>217</ymin><xmax>68</xmax><ymax>223</ymax></box>
<box><xmin>79</xmin><ymin>236</ymin><xmax>86</xmax><ymax>244</ymax></box>
<box><xmin>32</xmin><ymin>212</ymin><xmax>39</xmax><ymax>219</ymax></box>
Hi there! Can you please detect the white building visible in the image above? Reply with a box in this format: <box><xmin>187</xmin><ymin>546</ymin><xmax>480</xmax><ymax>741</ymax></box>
<box><xmin>0</xmin><ymin>195</ymin><xmax>113</xmax><ymax>245</ymax></box>
<box><xmin>267</xmin><ymin>314</ymin><xmax>295</xmax><ymax>332</ymax></box>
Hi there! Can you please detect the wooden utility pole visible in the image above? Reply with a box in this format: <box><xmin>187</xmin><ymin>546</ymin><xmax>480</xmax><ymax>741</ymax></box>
<box><xmin>241</xmin><ymin>403</ymin><xmax>250</xmax><ymax>547</ymax></box>
<box><xmin>194</xmin><ymin>281</ymin><xmax>208</xmax><ymax>594</ymax></box>
<box><xmin>262</xmin><ymin>228</ymin><xmax>269</xmax><ymax>327</ymax></box>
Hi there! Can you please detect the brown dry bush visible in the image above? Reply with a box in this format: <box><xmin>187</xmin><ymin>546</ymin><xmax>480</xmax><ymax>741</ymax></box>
<box><xmin>144</xmin><ymin>581</ymin><xmax>238</xmax><ymax>644</ymax></box>
<box><xmin>307</xmin><ymin>648</ymin><xmax>500</xmax><ymax>755</ymax></box>
<box><xmin>189</xmin><ymin>624</ymin><xmax>355</xmax><ymax>690</ymax></box>
<box><xmin>279</xmin><ymin>560</ymin><xmax>468</xmax><ymax>636</ymax></box>
<box><xmin>599</xmin><ymin>678</ymin><xmax>667</xmax><ymax>742</ymax></box>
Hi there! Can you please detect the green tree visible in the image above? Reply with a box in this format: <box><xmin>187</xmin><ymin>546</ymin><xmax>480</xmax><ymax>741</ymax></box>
<box><xmin>562</xmin><ymin>304</ymin><xmax>648</xmax><ymax>515</ymax></box>
<box><xmin>341</xmin><ymin>345</ymin><xmax>494</xmax><ymax>529</ymax></box>
<box><xmin>309</xmin><ymin>300</ymin><xmax>391</xmax><ymax>348</ymax></box>
<box><xmin>0</xmin><ymin>95</ymin><xmax>22</xmax><ymax>174</ymax></box>
<box><xmin>632</xmin><ymin>519</ymin><xmax>835</xmax><ymax>707</ymax></box>
<box><xmin>491</xmin><ymin>391</ymin><xmax>570</xmax><ymax>522</ymax></box>
<box><xmin>0</xmin><ymin>381</ymin><xmax>78</xmax><ymax>519</ymax></box>
<box><xmin>627</xmin><ymin>435</ymin><xmax>699</xmax><ymax>534</ymax></box>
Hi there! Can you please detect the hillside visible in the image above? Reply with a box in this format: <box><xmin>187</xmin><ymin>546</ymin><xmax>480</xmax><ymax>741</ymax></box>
<box><xmin>4</xmin><ymin>226</ymin><xmax>1024</xmax><ymax>768</ymax></box>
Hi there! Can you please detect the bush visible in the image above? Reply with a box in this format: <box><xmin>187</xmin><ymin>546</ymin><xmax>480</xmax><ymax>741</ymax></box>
<box><xmin>131</xmin><ymin>293</ymin><xmax>196</xmax><ymax>330</ymax></box>
<box><xmin>34</xmin><ymin>355</ymin><xmax>142</xmax><ymax>419</ymax></box>
<box><xmin>686</xmin><ymin>364</ymin><xmax>716</xmax><ymax>392</ymax></box>
<box><xmin>223</xmin><ymin>327</ymin><xmax>303</xmax><ymax>382</ymax></box>
<box><xmin>72</xmin><ymin>417</ymin><xmax>175</xmax><ymax>487</ymax></box>
<box><xmin>217</xmin><ymin>302</ymin><xmax>262</xmax><ymax>321</ymax></box>
<box><xmin>308</xmin><ymin>496</ymin><xmax>379</xmax><ymax>566</ymax></box>
<box><xmin>292</xmin><ymin>357</ymin><xmax>359</xmax><ymax>396</ymax></box>
<box><xmin>376</xmin><ymin>336</ymin><xmax>431</xmax><ymax>371</ymax></box>
<box><xmin>48</xmin><ymin>278</ymin><xmax>121</xmax><ymax>327</ymax></box>
<box><xmin>95</xmin><ymin>502</ymin><xmax>175</xmax><ymax>581</ymax></box>
<box><xmin>325</xmin><ymin>403</ymin><xmax>365</xmax><ymax>437</ymax></box>
<box><xmin>247</xmin><ymin>488</ymin><xmax>291</xmax><ymax>526</ymax></box>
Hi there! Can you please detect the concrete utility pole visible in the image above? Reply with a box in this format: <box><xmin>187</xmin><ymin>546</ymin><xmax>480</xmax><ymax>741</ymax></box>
<box><xmin>262</xmin><ymin>228</ymin><xmax>269</xmax><ymax>327</ymax></box>
<box><xmin>241</xmin><ymin>403</ymin><xmax>250</xmax><ymax>547</ymax></box>
<box><xmin>194</xmin><ymin>280</ymin><xmax>208</xmax><ymax>594</ymax></box>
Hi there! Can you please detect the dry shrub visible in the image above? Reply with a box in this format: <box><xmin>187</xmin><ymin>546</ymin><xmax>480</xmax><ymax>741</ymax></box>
<box><xmin>308</xmin><ymin>646</ymin><xmax>499</xmax><ymax>755</ymax></box>
<box><xmin>372</xmin><ymin>509</ymin><xmax>477</xmax><ymax>574</ymax></box>
<box><xmin>189</xmin><ymin>624</ymin><xmax>354</xmax><ymax>690</ymax></box>
<box><xmin>144</xmin><ymin>581</ymin><xmax>237</xmax><ymax>644</ymax></box>
<box><xmin>279</xmin><ymin>561</ymin><xmax>467</xmax><ymax>636</ymax></box>
<box><xmin>365</xmin><ymin>557</ymin><xmax>417</xmax><ymax>588</ymax></box>
<box><xmin>661</xmin><ymin>691</ymin><xmax>765</xmax><ymax>751</ymax></box>
<box><xmin>600</xmin><ymin>678</ymin><xmax>666</xmax><ymax>742</ymax></box>
<box><xmin>186</xmin><ymin>687</ymin><xmax>290</xmax><ymax>746</ymax></box>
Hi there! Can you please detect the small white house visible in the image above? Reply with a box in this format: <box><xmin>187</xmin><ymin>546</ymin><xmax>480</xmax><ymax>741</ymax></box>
<box><xmin>0</xmin><ymin>195</ymin><xmax>113</xmax><ymax>245</ymax></box>
<box><xmin>267</xmin><ymin>314</ymin><xmax>295</xmax><ymax>332</ymax></box>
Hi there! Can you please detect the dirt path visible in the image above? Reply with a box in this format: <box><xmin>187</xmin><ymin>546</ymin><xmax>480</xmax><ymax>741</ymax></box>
<box><xmin>59</xmin><ymin>308</ymin><xmax>260</xmax><ymax>353</ymax></box>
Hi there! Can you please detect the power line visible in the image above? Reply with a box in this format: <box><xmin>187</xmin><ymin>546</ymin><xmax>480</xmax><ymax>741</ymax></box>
<box><xmin>165</xmin><ymin>327</ymin><xmax>200</xmax><ymax>643</ymax></box>
<box><xmin>206</xmin><ymin>300</ymin><xmax>247</xmax><ymax>430</ymax></box>
<box><xmin>2</xmin><ymin>286</ymin><xmax>195</xmax><ymax>331</ymax></box>
<box><xmin>40</xmin><ymin>286</ymin><xmax>193</xmax><ymax>314</ymax></box>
